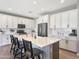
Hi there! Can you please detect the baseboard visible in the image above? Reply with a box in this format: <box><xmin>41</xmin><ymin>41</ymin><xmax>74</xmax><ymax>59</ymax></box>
<box><xmin>60</xmin><ymin>48</ymin><xmax>77</xmax><ymax>54</ymax></box>
<box><xmin>0</xmin><ymin>44</ymin><xmax>11</xmax><ymax>48</ymax></box>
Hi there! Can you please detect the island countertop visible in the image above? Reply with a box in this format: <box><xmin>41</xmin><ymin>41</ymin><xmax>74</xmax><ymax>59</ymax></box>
<box><xmin>14</xmin><ymin>35</ymin><xmax>61</xmax><ymax>48</ymax></box>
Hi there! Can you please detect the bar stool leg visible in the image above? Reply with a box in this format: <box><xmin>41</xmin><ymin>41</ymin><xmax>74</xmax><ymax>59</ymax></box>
<box><xmin>20</xmin><ymin>48</ymin><xmax>22</xmax><ymax>59</ymax></box>
<box><xmin>38</xmin><ymin>55</ymin><xmax>40</xmax><ymax>59</ymax></box>
<box><xmin>10</xmin><ymin>44</ymin><xmax>13</xmax><ymax>53</ymax></box>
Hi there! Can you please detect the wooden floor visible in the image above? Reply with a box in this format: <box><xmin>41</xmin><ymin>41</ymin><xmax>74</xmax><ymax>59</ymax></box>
<box><xmin>0</xmin><ymin>45</ymin><xmax>79</xmax><ymax>59</ymax></box>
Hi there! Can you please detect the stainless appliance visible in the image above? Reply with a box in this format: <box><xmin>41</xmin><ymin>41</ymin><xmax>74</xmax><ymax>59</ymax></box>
<box><xmin>38</xmin><ymin>23</ymin><xmax>48</xmax><ymax>37</ymax></box>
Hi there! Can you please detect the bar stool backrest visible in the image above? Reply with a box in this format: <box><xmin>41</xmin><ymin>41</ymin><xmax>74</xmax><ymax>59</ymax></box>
<box><xmin>22</xmin><ymin>39</ymin><xmax>33</xmax><ymax>57</ymax></box>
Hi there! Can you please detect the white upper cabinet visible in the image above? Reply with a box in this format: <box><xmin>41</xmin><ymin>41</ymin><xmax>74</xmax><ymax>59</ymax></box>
<box><xmin>50</xmin><ymin>15</ymin><xmax>56</xmax><ymax>28</ymax></box>
<box><xmin>12</xmin><ymin>16</ymin><xmax>18</xmax><ymax>28</ymax></box>
<box><xmin>25</xmin><ymin>19</ymin><xmax>31</xmax><ymax>29</ymax></box>
<box><xmin>61</xmin><ymin>11</ymin><xmax>69</xmax><ymax>28</ymax></box>
<box><xmin>37</xmin><ymin>15</ymin><xmax>48</xmax><ymax>24</ymax></box>
<box><xmin>69</xmin><ymin>9</ymin><xmax>78</xmax><ymax>29</ymax></box>
<box><xmin>37</xmin><ymin>16</ymin><xmax>43</xmax><ymax>24</ymax></box>
<box><xmin>7</xmin><ymin>15</ymin><xmax>13</xmax><ymax>28</ymax></box>
<box><xmin>50</xmin><ymin>13</ymin><xmax>61</xmax><ymax>29</ymax></box>
<box><xmin>22</xmin><ymin>18</ymin><xmax>26</xmax><ymax>24</ymax></box>
<box><xmin>0</xmin><ymin>14</ymin><xmax>35</xmax><ymax>30</ymax></box>
<box><xmin>24</xmin><ymin>18</ymin><xmax>34</xmax><ymax>29</ymax></box>
<box><xmin>49</xmin><ymin>9</ymin><xmax>78</xmax><ymax>29</ymax></box>
<box><xmin>30</xmin><ymin>20</ymin><xmax>35</xmax><ymax>29</ymax></box>
<box><xmin>18</xmin><ymin>17</ymin><xmax>26</xmax><ymax>24</ymax></box>
<box><xmin>55</xmin><ymin>13</ymin><xmax>61</xmax><ymax>28</ymax></box>
<box><xmin>0</xmin><ymin>14</ymin><xmax>7</xmax><ymax>28</ymax></box>
<box><xmin>17</xmin><ymin>17</ymin><xmax>23</xmax><ymax>24</ymax></box>
<box><xmin>42</xmin><ymin>15</ymin><xmax>48</xmax><ymax>23</ymax></box>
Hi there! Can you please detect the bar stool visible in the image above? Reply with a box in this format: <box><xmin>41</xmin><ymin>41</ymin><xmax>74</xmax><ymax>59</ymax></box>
<box><xmin>13</xmin><ymin>37</ymin><xmax>24</xmax><ymax>59</ymax></box>
<box><xmin>10</xmin><ymin>35</ymin><xmax>16</xmax><ymax>53</ymax></box>
<box><xmin>22</xmin><ymin>39</ymin><xmax>44</xmax><ymax>59</ymax></box>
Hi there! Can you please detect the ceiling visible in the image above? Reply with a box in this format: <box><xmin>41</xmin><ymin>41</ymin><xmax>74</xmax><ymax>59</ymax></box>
<box><xmin>0</xmin><ymin>0</ymin><xmax>77</xmax><ymax>18</ymax></box>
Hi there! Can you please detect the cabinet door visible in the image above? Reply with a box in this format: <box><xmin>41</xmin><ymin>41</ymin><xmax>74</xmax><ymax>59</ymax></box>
<box><xmin>30</xmin><ymin>20</ymin><xmax>35</xmax><ymax>29</ymax></box>
<box><xmin>26</xmin><ymin>19</ymin><xmax>31</xmax><ymax>29</ymax></box>
<box><xmin>24</xmin><ymin>19</ymin><xmax>32</xmax><ymax>29</ymax></box>
<box><xmin>12</xmin><ymin>16</ymin><xmax>18</xmax><ymax>28</ymax></box>
<box><xmin>1</xmin><ymin>35</ymin><xmax>9</xmax><ymax>46</ymax></box>
<box><xmin>61</xmin><ymin>11</ymin><xmax>69</xmax><ymax>28</ymax></box>
<box><xmin>22</xmin><ymin>18</ymin><xmax>26</xmax><ymax>24</ymax></box>
<box><xmin>69</xmin><ymin>9</ymin><xmax>78</xmax><ymax>29</ymax></box>
<box><xmin>0</xmin><ymin>14</ymin><xmax>7</xmax><ymax>28</ymax></box>
<box><xmin>17</xmin><ymin>17</ymin><xmax>23</xmax><ymax>24</ymax></box>
<box><xmin>42</xmin><ymin>15</ymin><xmax>48</xmax><ymax>23</ymax></box>
<box><xmin>50</xmin><ymin>15</ymin><xmax>56</xmax><ymax>28</ymax></box>
<box><xmin>55</xmin><ymin>13</ymin><xmax>61</xmax><ymax>28</ymax></box>
<box><xmin>7</xmin><ymin>15</ymin><xmax>13</xmax><ymax>28</ymax></box>
<box><xmin>28</xmin><ymin>19</ymin><xmax>35</xmax><ymax>29</ymax></box>
<box><xmin>68</xmin><ymin>40</ymin><xmax>77</xmax><ymax>52</ymax></box>
<box><xmin>37</xmin><ymin>16</ymin><xmax>43</xmax><ymax>24</ymax></box>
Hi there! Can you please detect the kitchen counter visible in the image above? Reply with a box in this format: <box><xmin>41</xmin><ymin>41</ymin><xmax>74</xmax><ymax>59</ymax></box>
<box><xmin>15</xmin><ymin>35</ymin><xmax>61</xmax><ymax>47</ymax></box>
<box><xmin>62</xmin><ymin>36</ymin><xmax>78</xmax><ymax>41</ymax></box>
<box><xmin>14</xmin><ymin>34</ymin><xmax>61</xmax><ymax>59</ymax></box>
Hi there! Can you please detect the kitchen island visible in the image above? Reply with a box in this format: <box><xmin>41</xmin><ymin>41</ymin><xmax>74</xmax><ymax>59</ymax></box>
<box><xmin>14</xmin><ymin>35</ymin><xmax>61</xmax><ymax>59</ymax></box>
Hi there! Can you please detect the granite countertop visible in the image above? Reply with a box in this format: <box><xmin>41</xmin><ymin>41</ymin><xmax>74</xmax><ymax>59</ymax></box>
<box><xmin>14</xmin><ymin>35</ymin><xmax>61</xmax><ymax>48</ymax></box>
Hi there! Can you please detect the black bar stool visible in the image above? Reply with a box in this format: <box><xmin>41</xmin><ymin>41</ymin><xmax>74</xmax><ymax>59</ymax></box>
<box><xmin>10</xmin><ymin>35</ymin><xmax>17</xmax><ymax>54</ymax></box>
<box><xmin>22</xmin><ymin>39</ymin><xmax>44</xmax><ymax>59</ymax></box>
<box><xmin>13</xmin><ymin>37</ymin><xmax>24</xmax><ymax>59</ymax></box>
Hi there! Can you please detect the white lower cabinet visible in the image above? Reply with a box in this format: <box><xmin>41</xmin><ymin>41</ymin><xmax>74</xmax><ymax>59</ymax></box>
<box><xmin>0</xmin><ymin>34</ymin><xmax>11</xmax><ymax>47</ymax></box>
<box><xmin>67</xmin><ymin>40</ymin><xmax>77</xmax><ymax>52</ymax></box>
<box><xmin>60</xmin><ymin>39</ymin><xmax>77</xmax><ymax>52</ymax></box>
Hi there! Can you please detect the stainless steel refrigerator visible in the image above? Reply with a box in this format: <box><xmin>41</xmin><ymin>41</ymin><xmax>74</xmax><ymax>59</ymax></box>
<box><xmin>38</xmin><ymin>23</ymin><xmax>48</xmax><ymax>37</ymax></box>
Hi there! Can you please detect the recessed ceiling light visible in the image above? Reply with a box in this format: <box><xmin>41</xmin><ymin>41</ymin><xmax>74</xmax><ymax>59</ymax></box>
<box><xmin>8</xmin><ymin>8</ymin><xmax>12</xmax><ymax>11</ymax></box>
<box><xmin>33</xmin><ymin>1</ymin><xmax>37</xmax><ymax>5</ymax></box>
<box><xmin>60</xmin><ymin>0</ymin><xmax>65</xmax><ymax>3</ymax></box>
